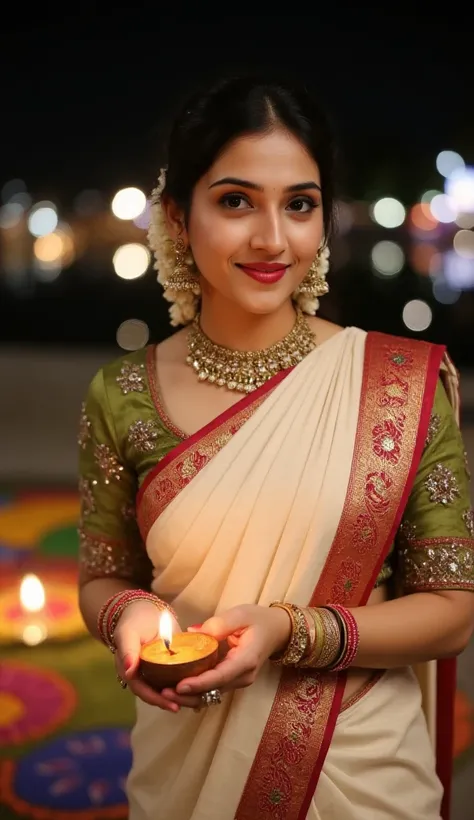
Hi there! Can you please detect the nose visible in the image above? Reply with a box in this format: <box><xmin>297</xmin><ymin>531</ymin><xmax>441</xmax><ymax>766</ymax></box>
<box><xmin>249</xmin><ymin>210</ymin><xmax>287</xmax><ymax>256</ymax></box>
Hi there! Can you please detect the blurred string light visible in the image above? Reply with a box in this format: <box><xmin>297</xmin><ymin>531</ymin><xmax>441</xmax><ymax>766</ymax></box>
<box><xmin>1</xmin><ymin>178</ymin><xmax>27</xmax><ymax>203</ymax></box>
<box><xmin>113</xmin><ymin>243</ymin><xmax>150</xmax><ymax>279</ymax></box>
<box><xmin>33</xmin><ymin>224</ymin><xmax>75</xmax><ymax>281</ymax></box>
<box><xmin>436</xmin><ymin>150</ymin><xmax>465</xmax><ymax>178</ymax></box>
<box><xmin>28</xmin><ymin>201</ymin><xmax>58</xmax><ymax>237</ymax></box>
<box><xmin>429</xmin><ymin>194</ymin><xmax>457</xmax><ymax>224</ymax></box>
<box><xmin>111</xmin><ymin>187</ymin><xmax>147</xmax><ymax>220</ymax></box>
<box><xmin>453</xmin><ymin>229</ymin><xmax>474</xmax><ymax>259</ymax></box>
<box><xmin>402</xmin><ymin>299</ymin><xmax>432</xmax><ymax>331</ymax></box>
<box><xmin>443</xmin><ymin>250</ymin><xmax>474</xmax><ymax>290</ymax></box>
<box><xmin>116</xmin><ymin>319</ymin><xmax>150</xmax><ymax>351</ymax></box>
<box><xmin>456</xmin><ymin>212</ymin><xmax>474</xmax><ymax>229</ymax></box>
<box><xmin>371</xmin><ymin>241</ymin><xmax>404</xmax><ymax>276</ymax></box>
<box><xmin>409</xmin><ymin>243</ymin><xmax>438</xmax><ymax>276</ymax></box>
<box><xmin>133</xmin><ymin>200</ymin><xmax>151</xmax><ymax>230</ymax></box>
<box><xmin>371</xmin><ymin>197</ymin><xmax>406</xmax><ymax>228</ymax></box>
<box><xmin>0</xmin><ymin>202</ymin><xmax>24</xmax><ymax>229</ymax></box>
<box><xmin>432</xmin><ymin>277</ymin><xmax>461</xmax><ymax>305</ymax></box>
<box><xmin>409</xmin><ymin>203</ymin><xmax>438</xmax><ymax>233</ymax></box>
<box><xmin>445</xmin><ymin>167</ymin><xmax>474</xmax><ymax>214</ymax></box>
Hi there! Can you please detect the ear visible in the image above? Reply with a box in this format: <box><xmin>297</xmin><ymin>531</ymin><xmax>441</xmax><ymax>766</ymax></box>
<box><xmin>161</xmin><ymin>195</ymin><xmax>188</xmax><ymax>244</ymax></box>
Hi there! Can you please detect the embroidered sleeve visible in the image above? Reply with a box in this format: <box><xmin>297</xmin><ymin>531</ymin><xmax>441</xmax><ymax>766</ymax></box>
<box><xmin>78</xmin><ymin>369</ymin><xmax>153</xmax><ymax>587</ymax></box>
<box><xmin>397</xmin><ymin>378</ymin><xmax>474</xmax><ymax>593</ymax></box>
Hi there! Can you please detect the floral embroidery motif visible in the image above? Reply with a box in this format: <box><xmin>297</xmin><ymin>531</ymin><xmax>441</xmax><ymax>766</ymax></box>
<box><xmin>424</xmin><ymin>463</ymin><xmax>460</xmax><ymax>505</ymax></box>
<box><xmin>79</xmin><ymin>529</ymin><xmax>150</xmax><ymax>580</ymax></box>
<box><xmin>128</xmin><ymin>420</ymin><xmax>160</xmax><ymax>453</ymax></box>
<box><xmin>330</xmin><ymin>559</ymin><xmax>362</xmax><ymax>604</ymax></box>
<box><xmin>116</xmin><ymin>361</ymin><xmax>146</xmax><ymax>394</ymax></box>
<box><xmin>178</xmin><ymin>433</ymin><xmax>233</xmax><ymax>481</ymax></box>
<box><xmin>400</xmin><ymin>538</ymin><xmax>474</xmax><ymax>592</ymax></box>
<box><xmin>385</xmin><ymin>350</ymin><xmax>414</xmax><ymax>374</ymax></box>
<box><xmin>399</xmin><ymin>519</ymin><xmax>417</xmax><ymax>544</ymax></box>
<box><xmin>463</xmin><ymin>509</ymin><xmax>474</xmax><ymax>537</ymax></box>
<box><xmin>365</xmin><ymin>471</ymin><xmax>392</xmax><ymax>513</ymax></box>
<box><xmin>372</xmin><ymin>419</ymin><xmax>402</xmax><ymax>464</ymax></box>
<box><xmin>379</xmin><ymin>374</ymin><xmax>409</xmax><ymax>408</ymax></box>
<box><xmin>79</xmin><ymin>478</ymin><xmax>96</xmax><ymax>518</ymax></box>
<box><xmin>425</xmin><ymin>412</ymin><xmax>441</xmax><ymax>448</ymax></box>
<box><xmin>94</xmin><ymin>444</ymin><xmax>124</xmax><ymax>483</ymax></box>
<box><xmin>78</xmin><ymin>403</ymin><xmax>91</xmax><ymax>449</ymax></box>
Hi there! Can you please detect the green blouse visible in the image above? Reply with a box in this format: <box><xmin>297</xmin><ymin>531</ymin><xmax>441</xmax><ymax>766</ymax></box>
<box><xmin>78</xmin><ymin>347</ymin><xmax>474</xmax><ymax>594</ymax></box>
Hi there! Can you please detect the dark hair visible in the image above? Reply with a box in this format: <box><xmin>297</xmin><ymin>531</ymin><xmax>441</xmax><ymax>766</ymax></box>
<box><xmin>161</xmin><ymin>75</ymin><xmax>337</xmax><ymax>241</ymax></box>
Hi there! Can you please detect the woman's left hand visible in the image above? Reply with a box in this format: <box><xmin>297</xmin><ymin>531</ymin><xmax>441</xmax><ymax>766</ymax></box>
<box><xmin>160</xmin><ymin>604</ymin><xmax>292</xmax><ymax>710</ymax></box>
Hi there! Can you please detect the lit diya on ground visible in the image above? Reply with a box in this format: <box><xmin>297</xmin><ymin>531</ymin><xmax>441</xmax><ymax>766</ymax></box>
<box><xmin>139</xmin><ymin>610</ymin><xmax>219</xmax><ymax>690</ymax></box>
<box><xmin>0</xmin><ymin>573</ymin><xmax>86</xmax><ymax>645</ymax></box>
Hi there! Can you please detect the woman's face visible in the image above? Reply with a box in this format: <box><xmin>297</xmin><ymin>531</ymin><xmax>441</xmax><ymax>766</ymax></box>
<box><xmin>171</xmin><ymin>128</ymin><xmax>324</xmax><ymax>317</ymax></box>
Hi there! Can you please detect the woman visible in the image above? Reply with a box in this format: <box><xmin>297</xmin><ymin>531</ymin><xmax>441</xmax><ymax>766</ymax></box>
<box><xmin>78</xmin><ymin>76</ymin><xmax>474</xmax><ymax>820</ymax></box>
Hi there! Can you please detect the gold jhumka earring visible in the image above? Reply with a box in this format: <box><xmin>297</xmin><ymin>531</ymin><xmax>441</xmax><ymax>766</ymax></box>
<box><xmin>161</xmin><ymin>237</ymin><xmax>201</xmax><ymax>296</ymax></box>
<box><xmin>294</xmin><ymin>247</ymin><xmax>330</xmax><ymax>298</ymax></box>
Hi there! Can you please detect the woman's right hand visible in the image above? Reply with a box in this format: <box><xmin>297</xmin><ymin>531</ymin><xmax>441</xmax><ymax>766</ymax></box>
<box><xmin>113</xmin><ymin>600</ymin><xmax>181</xmax><ymax>712</ymax></box>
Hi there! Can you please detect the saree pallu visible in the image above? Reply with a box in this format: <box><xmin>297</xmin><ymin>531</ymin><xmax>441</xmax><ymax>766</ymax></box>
<box><xmin>130</xmin><ymin>327</ymin><xmax>447</xmax><ymax>820</ymax></box>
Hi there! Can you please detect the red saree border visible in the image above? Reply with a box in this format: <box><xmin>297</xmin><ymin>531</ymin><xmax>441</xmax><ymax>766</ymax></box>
<box><xmin>136</xmin><ymin>366</ymin><xmax>292</xmax><ymax>542</ymax></box>
<box><xmin>235</xmin><ymin>332</ymin><xmax>445</xmax><ymax>820</ymax></box>
<box><xmin>437</xmin><ymin>658</ymin><xmax>456</xmax><ymax>820</ymax></box>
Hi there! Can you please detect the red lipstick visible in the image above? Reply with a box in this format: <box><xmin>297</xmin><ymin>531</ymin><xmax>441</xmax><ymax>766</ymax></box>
<box><xmin>237</xmin><ymin>262</ymin><xmax>289</xmax><ymax>284</ymax></box>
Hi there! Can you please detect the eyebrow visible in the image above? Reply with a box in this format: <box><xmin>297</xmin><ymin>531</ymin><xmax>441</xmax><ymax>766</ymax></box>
<box><xmin>208</xmin><ymin>176</ymin><xmax>321</xmax><ymax>193</ymax></box>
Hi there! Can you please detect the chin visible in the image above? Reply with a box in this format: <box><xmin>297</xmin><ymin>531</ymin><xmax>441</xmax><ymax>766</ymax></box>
<box><xmin>231</xmin><ymin>288</ymin><xmax>295</xmax><ymax>317</ymax></box>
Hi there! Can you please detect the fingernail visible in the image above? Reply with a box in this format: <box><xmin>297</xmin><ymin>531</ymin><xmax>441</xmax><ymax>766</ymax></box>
<box><xmin>124</xmin><ymin>655</ymin><xmax>133</xmax><ymax>672</ymax></box>
<box><xmin>188</xmin><ymin>624</ymin><xmax>202</xmax><ymax>631</ymax></box>
<box><xmin>178</xmin><ymin>685</ymin><xmax>191</xmax><ymax>694</ymax></box>
<box><xmin>170</xmin><ymin>704</ymin><xmax>180</xmax><ymax>712</ymax></box>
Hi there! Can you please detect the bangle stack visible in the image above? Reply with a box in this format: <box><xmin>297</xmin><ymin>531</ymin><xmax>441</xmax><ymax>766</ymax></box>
<box><xmin>97</xmin><ymin>590</ymin><xmax>177</xmax><ymax>652</ymax></box>
<box><xmin>269</xmin><ymin>601</ymin><xmax>359</xmax><ymax>672</ymax></box>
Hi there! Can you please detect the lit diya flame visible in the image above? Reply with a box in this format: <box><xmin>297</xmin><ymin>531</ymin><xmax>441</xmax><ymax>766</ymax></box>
<box><xmin>159</xmin><ymin>610</ymin><xmax>176</xmax><ymax>655</ymax></box>
<box><xmin>19</xmin><ymin>574</ymin><xmax>47</xmax><ymax>646</ymax></box>
<box><xmin>20</xmin><ymin>574</ymin><xmax>45</xmax><ymax>613</ymax></box>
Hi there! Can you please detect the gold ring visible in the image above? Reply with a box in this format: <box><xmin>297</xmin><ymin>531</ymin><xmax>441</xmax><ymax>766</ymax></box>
<box><xmin>117</xmin><ymin>674</ymin><xmax>127</xmax><ymax>689</ymax></box>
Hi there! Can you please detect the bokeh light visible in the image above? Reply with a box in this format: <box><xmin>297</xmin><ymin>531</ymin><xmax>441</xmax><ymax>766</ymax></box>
<box><xmin>113</xmin><ymin>243</ymin><xmax>150</xmax><ymax>279</ymax></box>
<box><xmin>371</xmin><ymin>197</ymin><xmax>406</xmax><ymax>228</ymax></box>
<box><xmin>432</xmin><ymin>277</ymin><xmax>461</xmax><ymax>305</ymax></box>
<box><xmin>409</xmin><ymin>203</ymin><xmax>438</xmax><ymax>232</ymax></box>
<box><xmin>371</xmin><ymin>241</ymin><xmax>405</xmax><ymax>276</ymax></box>
<box><xmin>453</xmin><ymin>230</ymin><xmax>474</xmax><ymax>260</ymax></box>
<box><xmin>429</xmin><ymin>194</ymin><xmax>457</xmax><ymax>224</ymax></box>
<box><xmin>0</xmin><ymin>202</ymin><xmax>24</xmax><ymax>229</ymax></box>
<box><xmin>28</xmin><ymin>202</ymin><xmax>58</xmax><ymax>237</ymax></box>
<box><xmin>1</xmin><ymin>178</ymin><xmax>27</xmax><ymax>203</ymax></box>
<box><xmin>116</xmin><ymin>319</ymin><xmax>150</xmax><ymax>350</ymax></box>
<box><xmin>435</xmin><ymin>150</ymin><xmax>465</xmax><ymax>179</ymax></box>
<box><xmin>402</xmin><ymin>300</ymin><xmax>432</xmax><ymax>331</ymax></box>
<box><xmin>111</xmin><ymin>187</ymin><xmax>147</xmax><ymax>220</ymax></box>
<box><xmin>445</xmin><ymin>168</ymin><xmax>474</xmax><ymax>214</ymax></box>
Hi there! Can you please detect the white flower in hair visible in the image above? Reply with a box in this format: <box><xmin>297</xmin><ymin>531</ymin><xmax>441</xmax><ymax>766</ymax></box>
<box><xmin>148</xmin><ymin>168</ymin><xmax>200</xmax><ymax>327</ymax></box>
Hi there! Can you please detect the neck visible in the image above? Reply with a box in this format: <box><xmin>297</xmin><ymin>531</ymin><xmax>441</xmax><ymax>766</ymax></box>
<box><xmin>197</xmin><ymin>298</ymin><xmax>298</xmax><ymax>351</ymax></box>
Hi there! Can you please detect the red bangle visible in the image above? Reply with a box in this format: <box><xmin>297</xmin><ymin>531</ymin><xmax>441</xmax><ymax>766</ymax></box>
<box><xmin>326</xmin><ymin>605</ymin><xmax>359</xmax><ymax>672</ymax></box>
<box><xmin>97</xmin><ymin>590</ymin><xmax>177</xmax><ymax>651</ymax></box>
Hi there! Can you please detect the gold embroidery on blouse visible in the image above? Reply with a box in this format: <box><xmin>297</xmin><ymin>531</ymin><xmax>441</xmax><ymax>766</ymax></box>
<box><xmin>78</xmin><ymin>402</ymin><xmax>91</xmax><ymax>449</ymax></box>
<box><xmin>79</xmin><ymin>529</ymin><xmax>149</xmax><ymax>579</ymax></box>
<box><xmin>399</xmin><ymin>519</ymin><xmax>416</xmax><ymax>543</ymax></box>
<box><xmin>425</xmin><ymin>412</ymin><xmax>441</xmax><ymax>448</ymax></box>
<box><xmin>463</xmin><ymin>509</ymin><xmax>474</xmax><ymax>537</ymax></box>
<box><xmin>94</xmin><ymin>444</ymin><xmax>124</xmax><ymax>483</ymax></box>
<box><xmin>400</xmin><ymin>539</ymin><xmax>474</xmax><ymax>591</ymax></box>
<box><xmin>374</xmin><ymin>561</ymin><xmax>393</xmax><ymax>587</ymax></box>
<box><xmin>79</xmin><ymin>478</ymin><xmax>96</xmax><ymax>517</ymax></box>
<box><xmin>116</xmin><ymin>362</ymin><xmax>146</xmax><ymax>395</ymax></box>
<box><xmin>424</xmin><ymin>463</ymin><xmax>460</xmax><ymax>505</ymax></box>
<box><xmin>128</xmin><ymin>420</ymin><xmax>160</xmax><ymax>453</ymax></box>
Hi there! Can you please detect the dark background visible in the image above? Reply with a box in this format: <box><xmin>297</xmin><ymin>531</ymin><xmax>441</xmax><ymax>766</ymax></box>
<box><xmin>0</xmin><ymin>11</ymin><xmax>472</xmax><ymax>363</ymax></box>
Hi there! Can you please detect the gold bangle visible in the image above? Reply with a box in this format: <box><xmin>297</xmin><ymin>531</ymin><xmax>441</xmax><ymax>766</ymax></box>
<box><xmin>312</xmin><ymin>607</ymin><xmax>342</xmax><ymax>669</ymax></box>
<box><xmin>299</xmin><ymin>608</ymin><xmax>325</xmax><ymax>667</ymax></box>
<box><xmin>269</xmin><ymin>602</ymin><xmax>309</xmax><ymax>665</ymax></box>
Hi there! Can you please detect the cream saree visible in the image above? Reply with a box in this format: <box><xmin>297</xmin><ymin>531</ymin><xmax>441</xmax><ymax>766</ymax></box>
<box><xmin>131</xmin><ymin>327</ymin><xmax>449</xmax><ymax>820</ymax></box>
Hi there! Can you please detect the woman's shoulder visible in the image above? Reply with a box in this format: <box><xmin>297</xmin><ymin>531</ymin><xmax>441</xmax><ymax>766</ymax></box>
<box><xmin>86</xmin><ymin>347</ymin><xmax>150</xmax><ymax>407</ymax></box>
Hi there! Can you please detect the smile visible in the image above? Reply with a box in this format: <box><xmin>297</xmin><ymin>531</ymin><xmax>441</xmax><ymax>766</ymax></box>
<box><xmin>236</xmin><ymin>263</ymin><xmax>290</xmax><ymax>284</ymax></box>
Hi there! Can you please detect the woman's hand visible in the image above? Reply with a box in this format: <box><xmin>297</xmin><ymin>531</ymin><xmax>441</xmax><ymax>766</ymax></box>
<box><xmin>161</xmin><ymin>604</ymin><xmax>292</xmax><ymax>710</ymax></box>
<box><xmin>113</xmin><ymin>601</ymin><xmax>181</xmax><ymax>712</ymax></box>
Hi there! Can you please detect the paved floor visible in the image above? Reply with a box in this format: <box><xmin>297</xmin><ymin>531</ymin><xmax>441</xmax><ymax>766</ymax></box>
<box><xmin>1</xmin><ymin>346</ymin><xmax>473</xmax><ymax>819</ymax></box>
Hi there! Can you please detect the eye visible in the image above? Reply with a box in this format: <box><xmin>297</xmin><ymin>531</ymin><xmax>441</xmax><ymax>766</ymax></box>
<box><xmin>287</xmin><ymin>196</ymin><xmax>318</xmax><ymax>213</ymax></box>
<box><xmin>219</xmin><ymin>193</ymin><xmax>251</xmax><ymax>210</ymax></box>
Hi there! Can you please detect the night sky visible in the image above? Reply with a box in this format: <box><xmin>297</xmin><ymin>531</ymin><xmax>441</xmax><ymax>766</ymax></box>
<box><xmin>0</xmin><ymin>12</ymin><xmax>472</xmax><ymax>361</ymax></box>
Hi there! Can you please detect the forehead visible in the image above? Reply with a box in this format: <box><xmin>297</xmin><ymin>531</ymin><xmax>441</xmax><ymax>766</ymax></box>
<box><xmin>205</xmin><ymin>129</ymin><xmax>321</xmax><ymax>188</ymax></box>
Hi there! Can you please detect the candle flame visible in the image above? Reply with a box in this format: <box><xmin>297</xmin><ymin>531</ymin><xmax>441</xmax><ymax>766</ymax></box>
<box><xmin>19</xmin><ymin>574</ymin><xmax>45</xmax><ymax>613</ymax></box>
<box><xmin>159</xmin><ymin>609</ymin><xmax>173</xmax><ymax>648</ymax></box>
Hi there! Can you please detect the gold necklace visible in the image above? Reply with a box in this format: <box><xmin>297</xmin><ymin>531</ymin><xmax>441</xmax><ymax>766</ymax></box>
<box><xmin>186</xmin><ymin>309</ymin><xmax>317</xmax><ymax>393</ymax></box>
